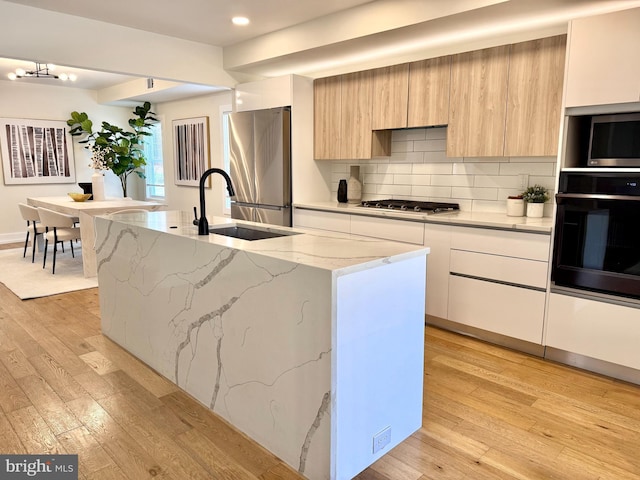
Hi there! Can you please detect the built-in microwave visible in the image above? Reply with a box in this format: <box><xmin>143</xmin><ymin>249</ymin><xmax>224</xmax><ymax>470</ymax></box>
<box><xmin>588</xmin><ymin>113</ymin><xmax>640</xmax><ymax>167</ymax></box>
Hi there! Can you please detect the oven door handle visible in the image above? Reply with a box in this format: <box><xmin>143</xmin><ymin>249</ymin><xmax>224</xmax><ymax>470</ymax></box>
<box><xmin>556</xmin><ymin>193</ymin><xmax>640</xmax><ymax>202</ymax></box>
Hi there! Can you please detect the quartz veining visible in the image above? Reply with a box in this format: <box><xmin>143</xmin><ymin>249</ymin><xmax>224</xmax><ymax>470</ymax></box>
<box><xmin>95</xmin><ymin>210</ymin><xmax>428</xmax><ymax>480</ymax></box>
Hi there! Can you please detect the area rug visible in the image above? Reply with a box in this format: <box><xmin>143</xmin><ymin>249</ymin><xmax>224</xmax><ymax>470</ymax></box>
<box><xmin>0</xmin><ymin>247</ymin><xmax>98</xmax><ymax>300</ymax></box>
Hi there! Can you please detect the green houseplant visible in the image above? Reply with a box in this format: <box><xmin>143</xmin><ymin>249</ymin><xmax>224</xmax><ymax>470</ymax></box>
<box><xmin>521</xmin><ymin>184</ymin><xmax>550</xmax><ymax>203</ymax></box>
<box><xmin>521</xmin><ymin>184</ymin><xmax>549</xmax><ymax>218</ymax></box>
<box><xmin>67</xmin><ymin>102</ymin><xmax>157</xmax><ymax>197</ymax></box>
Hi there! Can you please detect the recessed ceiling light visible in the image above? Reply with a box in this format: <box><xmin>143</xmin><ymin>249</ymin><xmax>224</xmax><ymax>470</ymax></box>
<box><xmin>232</xmin><ymin>16</ymin><xmax>250</xmax><ymax>26</ymax></box>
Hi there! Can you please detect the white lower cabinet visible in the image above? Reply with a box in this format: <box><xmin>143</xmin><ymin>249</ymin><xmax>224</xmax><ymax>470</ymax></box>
<box><xmin>294</xmin><ymin>208</ymin><xmax>554</xmax><ymax>346</ymax></box>
<box><xmin>447</xmin><ymin>226</ymin><xmax>551</xmax><ymax>345</ymax></box>
<box><xmin>423</xmin><ymin>223</ymin><xmax>451</xmax><ymax>319</ymax></box>
<box><xmin>546</xmin><ymin>293</ymin><xmax>640</xmax><ymax>370</ymax></box>
<box><xmin>350</xmin><ymin>215</ymin><xmax>424</xmax><ymax>245</ymax></box>
<box><xmin>448</xmin><ymin>275</ymin><xmax>545</xmax><ymax>344</ymax></box>
<box><xmin>293</xmin><ymin>208</ymin><xmax>350</xmax><ymax>233</ymax></box>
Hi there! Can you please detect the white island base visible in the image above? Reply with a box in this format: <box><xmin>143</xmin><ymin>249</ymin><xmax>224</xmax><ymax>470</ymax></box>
<box><xmin>95</xmin><ymin>211</ymin><xmax>427</xmax><ymax>480</ymax></box>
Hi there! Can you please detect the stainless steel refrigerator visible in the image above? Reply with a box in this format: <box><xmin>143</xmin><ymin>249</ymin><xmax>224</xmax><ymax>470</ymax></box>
<box><xmin>228</xmin><ymin>107</ymin><xmax>292</xmax><ymax>226</ymax></box>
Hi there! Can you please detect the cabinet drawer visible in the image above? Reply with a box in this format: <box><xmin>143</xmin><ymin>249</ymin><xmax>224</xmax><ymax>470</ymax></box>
<box><xmin>448</xmin><ymin>275</ymin><xmax>545</xmax><ymax>344</ymax></box>
<box><xmin>451</xmin><ymin>226</ymin><xmax>550</xmax><ymax>261</ymax></box>
<box><xmin>293</xmin><ymin>209</ymin><xmax>350</xmax><ymax>233</ymax></box>
<box><xmin>546</xmin><ymin>293</ymin><xmax>640</xmax><ymax>370</ymax></box>
<box><xmin>450</xmin><ymin>249</ymin><xmax>548</xmax><ymax>289</ymax></box>
<box><xmin>351</xmin><ymin>215</ymin><xmax>424</xmax><ymax>245</ymax></box>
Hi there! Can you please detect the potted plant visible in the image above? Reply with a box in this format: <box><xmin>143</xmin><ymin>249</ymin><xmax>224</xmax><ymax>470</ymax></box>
<box><xmin>521</xmin><ymin>184</ymin><xmax>549</xmax><ymax>218</ymax></box>
<box><xmin>506</xmin><ymin>194</ymin><xmax>525</xmax><ymax>217</ymax></box>
<box><xmin>67</xmin><ymin>102</ymin><xmax>157</xmax><ymax>198</ymax></box>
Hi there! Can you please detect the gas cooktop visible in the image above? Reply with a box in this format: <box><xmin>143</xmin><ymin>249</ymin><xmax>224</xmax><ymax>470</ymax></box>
<box><xmin>359</xmin><ymin>199</ymin><xmax>459</xmax><ymax>213</ymax></box>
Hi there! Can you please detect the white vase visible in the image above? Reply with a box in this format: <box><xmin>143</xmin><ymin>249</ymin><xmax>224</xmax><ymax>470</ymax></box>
<box><xmin>91</xmin><ymin>171</ymin><xmax>105</xmax><ymax>201</ymax></box>
<box><xmin>347</xmin><ymin>165</ymin><xmax>362</xmax><ymax>204</ymax></box>
<box><xmin>526</xmin><ymin>202</ymin><xmax>544</xmax><ymax>218</ymax></box>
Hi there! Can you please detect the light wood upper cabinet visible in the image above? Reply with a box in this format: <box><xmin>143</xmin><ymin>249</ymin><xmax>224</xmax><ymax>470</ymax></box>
<box><xmin>341</xmin><ymin>71</ymin><xmax>374</xmax><ymax>159</ymax></box>
<box><xmin>372</xmin><ymin>64</ymin><xmax>409</xmax><ymax>130</ymax></box>
<box><xmin>505</xmin><ymin>35</ymin><xmax>566</xmax><ymax>157</ymax></box>
<box><xmin>315</xmin><ymin>37</ymin><xmax>565</xmax><ymax>159</ymax></box>
<box><xmin>447</xmin><ymin>45</ymin><xmax>510</xmax><ymax>157</ymax></box>
<box><xmin>314</xmin><ymin>72</ymin><xmax>390</xmax><ymax>160</ymax></box>
<box><xmin>408</xmin><ymin>56</ymin><xmax>451</xmax><ymax>128</ymax></box>
<box><xmin>314</xmin><ymin>76</ymin><xmax>342</xmax><ymax>160</ymax></box>
<box><xmin>565</xmin><ymin>7</ymin><xmax>640</xmax><ymax>108</ymax></box>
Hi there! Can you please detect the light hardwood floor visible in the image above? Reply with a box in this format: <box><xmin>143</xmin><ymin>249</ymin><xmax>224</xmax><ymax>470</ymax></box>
<box><xmin>1</xmin><ymin>242</ymin><xmax>639</xmax><ymax>479</ymax></box>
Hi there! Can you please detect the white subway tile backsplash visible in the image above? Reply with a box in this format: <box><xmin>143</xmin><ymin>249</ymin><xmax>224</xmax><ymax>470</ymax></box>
<box><xmin>425</xmin><ymin>127</ymin><xmax>447</xmax><ymax>140</ymax></box>
<box><xmin>413</xmin><ymin>163</ymin><xmax>453</xmax><ymax>174</ymax></box>
<box><xmin>472</xmin><ymin>199</ymin><xmax>508</xmax><ymax>213</ymax></box>
<box><xmin>391</xmin><ymin>141</ymin><xmax>414</xmax><ymax>153</ymax></box>
<box><xmin>431</xmin><ymin>175</ymin><xmax>474</xmax><ymax>187</ymax></box>
<box><xmin>396</xmin><ymin>174</ymin><xmax>431</xmax><ymax>185</ymax></box>
<box><xmin>389</xmin><ymin>151</ymin><xmax>424</xmax><ymax>163</ymax></box>
<box><xmin>393</xmin><ymin>174</ymin><xmax>423</xmax><ymax>185</ymax></box>
<box><xmin>509</xmin><ymin>156</ymin><xmax>557</xmax><ymax>163</ymax></box>
<box><xmin>474</xmin><ymin>175</ymin><xmax>521</xmax><ymax>189</ymax></box>
<box><xmin>364</xmin><ymin>173</ymin><xmax>394</xmax><ymax>184</ymax></box>
<box><xmin>499</xmin><ymin>162</ymin><xmax>555</xmax><ymax>176</ymax></box>
<box><xmin>328</xmin><ymin>127</ymin><xmax>557</xmax><ymax>213</ymax></box>
<box><xmin>414</xmin><ymin>139</ymin><xmax>447</xmax><ymax>152</ymax></box>
<box><xmin>377</xmin><ymin>184</ymin><xmax>412</xmax><ymax>196</ymax></box>
<box><xmin>452</xmin><ymin>186</ymin><xmax>499</xmax><ymax>200</ymax></box>
<box><xmin>412</xmin><ymin>185</ymin><xmax>453</xmax><ymax>198</ymax></box>
<box><xmin>498</xmin><ymin>188</ymin><xmax>525</xmax><ymax>199</ymax></box>
<box><xmin>422</xmin><ymin>150</ymin><xmax>451</xmax><ymax>163</ymax></box>
<box><xmin>378</xmin><ymin>163</ymin><xmax>412</xmax><ymax>174</ymax></box>
<box><xmin>393</xmin><ymin>129</ymin><xmax>427</xmax><ymax>141</ymax></box>
<box><xmin>461</xmin><ymin>156</ymin><xmax>509</xmax><ymax>163</ymax></box>
<box><xmin>452</xmin><ymin>162</ymin><xmax>500</xmax><ymax>175</ymax></box>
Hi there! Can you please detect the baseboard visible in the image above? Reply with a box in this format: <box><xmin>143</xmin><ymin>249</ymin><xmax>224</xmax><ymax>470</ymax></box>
<box><xmin>0</xmin><ymin>232</ymin><xmax>24</xmax><ymax>244</ymax></box>
<box><xmin>427</xmin><ymin>314</ymin><xmax>640</xmax><ymax>385</ymax></box>
<box><xmin>426</xmin><ymin>315</ymin><xmax>545</xmax><ymax>357</ymax></box>
<box><xmin>545</xmin><ymin>347</ymin><xmax>640</xmax><ymax>386</ymax></box>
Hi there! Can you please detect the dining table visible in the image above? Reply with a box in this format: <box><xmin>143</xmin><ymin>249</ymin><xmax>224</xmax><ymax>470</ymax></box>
<box><xmin>27</xmin><ymin>196</ymin><xmax>167</xmax><ymax>278</ymax></box>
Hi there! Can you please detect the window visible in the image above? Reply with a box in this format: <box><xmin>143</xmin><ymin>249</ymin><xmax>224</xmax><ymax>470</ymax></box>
<box><xmin>144</xmin><ymin>122</ymin><xmax>165</xmax><ymax>199</ymax></box>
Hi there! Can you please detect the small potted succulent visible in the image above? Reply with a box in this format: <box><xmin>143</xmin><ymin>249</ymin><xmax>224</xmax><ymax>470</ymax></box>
<box><xmin>521</xmin><ymin>184</ymin><xmax>550</xmax><ymax>218</ymax></box>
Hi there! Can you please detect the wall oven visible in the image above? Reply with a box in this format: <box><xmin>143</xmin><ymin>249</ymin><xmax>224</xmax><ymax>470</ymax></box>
<box><xmin>552</xmin><ymin>171</ymin><xmax>640</xmax><ymax>300</ymax></box>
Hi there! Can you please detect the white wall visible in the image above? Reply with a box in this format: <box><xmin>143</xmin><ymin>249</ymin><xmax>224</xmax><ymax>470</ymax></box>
<box><xmin>154</xmin><ymin>91</ymin><xmax>233</xmax><ymax>217</ymax></box>
<box><xmin>328</xmin><ymin>127</ymin><xmax>557</xmax><ymax>215</ymax></box>
<box><xmin>0</xmin><ymin>81</ymin><xmax>134</xmax><ymax>242</ymax></box>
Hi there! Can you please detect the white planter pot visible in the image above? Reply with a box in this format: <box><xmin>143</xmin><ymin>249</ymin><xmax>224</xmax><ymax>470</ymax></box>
<box><xmin>526</xmin><ymin>202</ymin><xmax>544</xmax><ymax>218</ymax></box>
<box><xmin>506</xmin><ymin>198</ymin><xmax>525</xmax><ymax>217</ymax></box>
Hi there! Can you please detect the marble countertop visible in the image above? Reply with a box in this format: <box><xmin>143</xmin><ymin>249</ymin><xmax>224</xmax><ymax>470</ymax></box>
<box><xmin>102</xmin><ymin>210</ymin><xmax>429</xmax><ymax>274</ymax></box>
<box><xmin>294</xmin><ymin>201</ymin><xmax>554</xmax><ymax>233</ymax></box>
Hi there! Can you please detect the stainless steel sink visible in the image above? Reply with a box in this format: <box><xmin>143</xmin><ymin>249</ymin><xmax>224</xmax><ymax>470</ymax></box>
<box><xmin>209</xmin><ymin>225</ymin><xmax>299</xmax><ymax>241</ymax></box>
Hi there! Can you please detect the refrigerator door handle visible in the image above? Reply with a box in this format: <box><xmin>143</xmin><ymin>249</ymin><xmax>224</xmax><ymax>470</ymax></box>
<box><xmin>231</xmin><ymin>201</ymin><xmax>285</xmax><ymax>211</ymax></box>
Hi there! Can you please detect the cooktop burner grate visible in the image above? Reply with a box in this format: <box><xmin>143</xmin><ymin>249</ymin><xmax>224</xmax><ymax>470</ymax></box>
<box><xmin>360</xmin><ymin>199</ymin><xmax>459</xmax><ymax>213</ymax></box>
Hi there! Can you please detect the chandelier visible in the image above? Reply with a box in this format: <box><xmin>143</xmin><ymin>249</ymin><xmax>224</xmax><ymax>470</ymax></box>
<box><xmin>7</xmin><ymin>63</ymin><xmax>77</xmax><ymax>82</ymax></box>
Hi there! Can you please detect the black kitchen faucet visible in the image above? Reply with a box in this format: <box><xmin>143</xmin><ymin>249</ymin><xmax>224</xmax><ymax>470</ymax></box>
<box><xmin>193</xmin><ymin>168</ymin><xmax>236</xmax><ymax>235</ymax></box>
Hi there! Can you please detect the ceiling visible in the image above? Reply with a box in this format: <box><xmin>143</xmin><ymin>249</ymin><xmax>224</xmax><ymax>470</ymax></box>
<box><xmin>2</xmin><ymin>0</ymin><xmax>374</xmax><ymax>47</ymax></box>
<box><xmin>1</xmin><ymin>0</ymin><xmax>639</xmax><ymax>104</ymax></box>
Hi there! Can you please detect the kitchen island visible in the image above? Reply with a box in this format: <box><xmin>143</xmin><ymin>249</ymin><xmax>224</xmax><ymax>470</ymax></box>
<box><xmin>94</xmin><ymin>210</ymin><xmax>428</xmax><ymax>480</ymax></box>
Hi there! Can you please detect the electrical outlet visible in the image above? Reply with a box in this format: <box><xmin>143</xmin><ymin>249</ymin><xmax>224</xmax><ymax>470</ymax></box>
<box><xmin>372</xmin><ymin>426</ymin><xmax>391</xmax><ymax>454</ymax></box>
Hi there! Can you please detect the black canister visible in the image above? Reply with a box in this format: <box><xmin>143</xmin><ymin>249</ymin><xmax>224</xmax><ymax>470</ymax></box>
<box><xmin>337</xmin><ymin>179</ymin><xmax>348</xmax><ymax>203</ymax></box>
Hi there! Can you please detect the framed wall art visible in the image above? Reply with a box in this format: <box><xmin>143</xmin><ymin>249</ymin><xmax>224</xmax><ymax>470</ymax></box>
<box><xmin>173</xmin><ymin>116</ymin><xmax>210</xmax><ymax>187</ymax></box>
<box><xmin>0</xmin><ymin>117</ymin><xmax>76</xmax><ymax>185</ymax></box>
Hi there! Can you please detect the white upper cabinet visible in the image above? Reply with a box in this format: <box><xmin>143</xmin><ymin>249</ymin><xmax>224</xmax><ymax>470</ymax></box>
<box><xmin>565</xmin><ymin>7</ymin><xmax>640</xmax><ymax>108</ymax></box>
